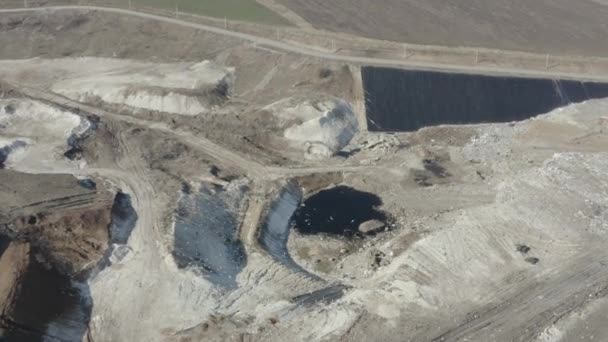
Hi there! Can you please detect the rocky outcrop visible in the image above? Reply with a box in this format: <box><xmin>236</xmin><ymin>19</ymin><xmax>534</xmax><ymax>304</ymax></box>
<box><xmin>358</xmin><ymin>219</ymin><xmax>385</xmax><ymax>234</ymax></box>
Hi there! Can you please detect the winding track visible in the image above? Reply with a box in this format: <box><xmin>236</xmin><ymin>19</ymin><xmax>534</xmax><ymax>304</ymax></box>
<box><xmin>1</xmin><ymin>5</ymin><xmax>608</xmax><ymax>81</ymax></box>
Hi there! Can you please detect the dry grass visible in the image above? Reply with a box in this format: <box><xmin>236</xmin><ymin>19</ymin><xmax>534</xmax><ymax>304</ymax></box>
<box><xmin>277</xmin><ymin>0</ymin><xmax>608</xmax><ymax>57</ymax></box>
<box><xmin>134</xmin><ymin>0</ymin><xmax>288</xmax><ymax>25</ymax></box>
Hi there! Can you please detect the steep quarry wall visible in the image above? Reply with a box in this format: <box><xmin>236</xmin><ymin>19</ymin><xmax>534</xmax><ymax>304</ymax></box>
<box><xmin>0</xmin><ymin>170</ymin><xmax>123</xmax><ymax>341</ymax></box>
<box><xmin>0</xmin><ymin>240</ymin><xmax>29</xmax><ymax>328</ymax></box>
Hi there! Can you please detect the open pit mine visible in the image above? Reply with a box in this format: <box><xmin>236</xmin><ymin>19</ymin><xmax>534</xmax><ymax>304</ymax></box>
<box><xmin>1</xmin><ymin>5</ymin><xmax>608</xmax><ymax>342</ymax></box>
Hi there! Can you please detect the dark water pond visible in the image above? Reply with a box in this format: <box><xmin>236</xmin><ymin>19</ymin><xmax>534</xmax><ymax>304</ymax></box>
<box><xmin>109</xmin><ymin>192</ymin><xmax>138</xmax><ymax>245</ymax></box>
<box><xmin>362</xmin><ymin>67</ymin><xmax>608</xmax><ymax>132</ymax></box>
<box><xmin>292</xmin><ymin>186</ymin><xmax>387</xmax><ymax>237</ymax></box>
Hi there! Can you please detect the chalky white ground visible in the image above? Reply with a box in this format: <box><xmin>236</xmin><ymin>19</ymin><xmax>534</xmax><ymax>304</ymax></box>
<box><xmin>2</xmin><ymin>56</ymin><xmax>608</xmax><ymax>341</ymax></box>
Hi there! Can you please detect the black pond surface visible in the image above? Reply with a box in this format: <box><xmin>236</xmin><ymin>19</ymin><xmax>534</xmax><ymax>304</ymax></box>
<box><xmin>0</xmin><ymin>234</ymin><xmax>10</xmax><ymax>256</ymax></box>
<box><xmin>173</xmin><ymin>183</ymin><xmax>247</xmax><ymax>289</ymax></box>
<box><xmin>109</xmin><ymin>192</ymin><xmax>138</xmax><ymax>245</ymax></box>
<box><xmin>92</xmin><ymin>192</ymin><xmax>138</xmax><ymax>275</ymax></box>
<box><xmin>3</xmin><ymin>252</ymin><xmax>92</xmax><ymax>342</ymax></box>
<box><xmin>292</xmin><ymin>186</ymin><xmax>387</xmax><ymax>237</ymax></box>
<box><xmin>362</xmin><ymin>67</ymin><xmax>608</xmax><ymax>132</ymax></box>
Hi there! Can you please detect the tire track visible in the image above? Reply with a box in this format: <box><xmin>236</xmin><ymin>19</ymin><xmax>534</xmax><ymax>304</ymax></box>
<box><xmin>432</xmin><ymin>248</ymin><xmax>608</xmax><ymax>342</ymax></box>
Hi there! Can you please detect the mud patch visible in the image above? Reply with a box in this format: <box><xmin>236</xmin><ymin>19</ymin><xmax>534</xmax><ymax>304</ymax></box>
<box><xmin>292</xmin><ymin>186</ymin><xmax>387</xmax><ymax>237</ymax></box>
<box><xmin>3</xmin><ymin>104</ymin><xmax>15</xmax><ymax>115</ymax></box>
<box><xmin>172</xmin><ymin>181</ymin><xmax>248</xmax><ymax>288</ymax></box>
<box><xmin>423</xmin><ymin>158</ymin><xmax>451</xmax><ymax>178</ymax></box>
<box><xmin>77</xmin><ymin>179</ymin><xmax>97</xmax><ymax>190</ymax></box>
<box><xmin>291</xmin><ymin>284</ymin><xmax>348</xmax><ymax>306</ymax></box>
<box><xmin>0</xmin><ymin>140</ymin><xmax>26</xmax><ymax>169</ymax></box>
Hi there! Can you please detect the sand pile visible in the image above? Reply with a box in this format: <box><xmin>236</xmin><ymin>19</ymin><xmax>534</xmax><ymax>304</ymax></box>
<box><xmin>52</xmin><ymin>59</ymin><xmax>235</xmax><ymax>115</ymax></box>
<box><xmin>267</xmin><ymin>97</ymin><xmax>359</xmax><ymax>159</ymax></box>
<box><xmin>0</xmin><ymin>58</ymin><xmax>235</xmax><ymax>116</ymax></box>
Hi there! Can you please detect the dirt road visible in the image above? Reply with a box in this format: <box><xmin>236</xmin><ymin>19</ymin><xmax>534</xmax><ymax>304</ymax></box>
<box><xmin>1</xmin><ymin>6</ymin><xmax>608</xmax><ymax>81</ymax></box>
<box><xmin>17</xmin><ymin>86</ymin><xmax>270</xmax><ymax>178</ymax></box>
<box><xmin>14</xmin><ymin>84</ymin><xmax>386</xmax><ymax>181</ymax></box>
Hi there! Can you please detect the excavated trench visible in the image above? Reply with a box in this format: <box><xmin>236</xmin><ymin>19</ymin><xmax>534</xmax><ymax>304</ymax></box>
<box><xmin>362</xmin><ymin>67</ymin><xmax>608</xmax><ymax>132</ymax></box>
<box><xmin>172</xmin><ymin>182</ymin><xmax>248</xmax><ymax>289</ymax></box>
